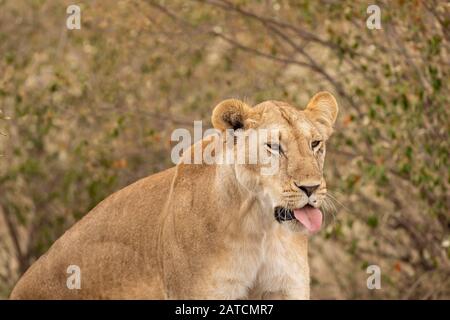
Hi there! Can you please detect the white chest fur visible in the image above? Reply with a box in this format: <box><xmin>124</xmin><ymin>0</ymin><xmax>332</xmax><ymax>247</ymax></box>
<box><xmin>210</xmin><ymin>222</ymin><xmax>310</xmax><ymax>300</ymax></box>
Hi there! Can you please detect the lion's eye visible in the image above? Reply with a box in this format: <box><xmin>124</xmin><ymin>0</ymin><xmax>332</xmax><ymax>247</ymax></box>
<box><xmin>311</xmin><ymin>140</ymin><xmax>321</xmax><ymax>149</ymax></box>
<box><xmin>266</xmin><ymin>143</ymin><xmax>283</xmax><ymax>155</ymax></box>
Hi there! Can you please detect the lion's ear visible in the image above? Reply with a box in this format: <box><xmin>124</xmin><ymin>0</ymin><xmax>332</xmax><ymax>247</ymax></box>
<box><xmin>211</xmin><ymin>99</ymin><xmax>251</xmax><ymax>131</ymax></box>
<box><xmin>305</xmin><ymin>91</ymin><xmax>339</xmax><ymax>131</ymax></box>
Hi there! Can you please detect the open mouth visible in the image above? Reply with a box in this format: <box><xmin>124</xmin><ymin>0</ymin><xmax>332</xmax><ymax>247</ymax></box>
<box><xmin>274</xmin><ymin>205</ymin><xmax>323</xmax><ymax>233</ymax></box>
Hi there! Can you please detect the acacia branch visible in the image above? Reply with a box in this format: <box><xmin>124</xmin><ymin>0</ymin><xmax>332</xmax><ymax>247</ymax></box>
<box><xmin>0</xmin><ymin>204</ymin><xmax>27</xmax><ymax>274</ymax></box>
<box><xmin>200</xmin><ymin>0</ymin><xmax>378</xmax><ymax>63</ymax></box>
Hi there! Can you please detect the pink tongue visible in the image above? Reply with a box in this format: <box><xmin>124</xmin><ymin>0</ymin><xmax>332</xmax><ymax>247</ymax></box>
<box><xmin>293</xmin><ymin>206</ymin><xmax>323</xmax><ymax>233</ymax></box>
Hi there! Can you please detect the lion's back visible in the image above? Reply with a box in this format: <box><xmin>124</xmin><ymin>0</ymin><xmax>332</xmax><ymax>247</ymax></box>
<box><xmin>10</xmin><ymin>167</ymin><xmax>176</xmax><ymax>299</ymax></box>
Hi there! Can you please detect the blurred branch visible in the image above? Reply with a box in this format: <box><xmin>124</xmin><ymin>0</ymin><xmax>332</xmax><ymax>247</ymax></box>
<box><xmin>423</xmin><ymin>1</ymin><xmax>450</xmax><ymax>41</ymax></box>
<box><xmin>402</xmin><ymin>271</ymin><xmax>432</xmax><ymax>300</ymax></box>
<box><xmin>96</xmin><ymin>105</ymin><xmax>195</xmax><ymax>126</ymax></box>
<box><xmin>199</xmin><ymin>0</ymin><xmax>365</xmax><ymax>112</ymax></box>
<box><xmin>0</xmin><ymin>203</ymin><xmax>27</xmax><ymax>274</ymax></box>
<box><xmin>145</xmin><ymin>0</ymin><xmax>195</xmax><ymax>30</ymax></box>
<box><xmin>199</xmin><ymin>0</ymin><xmax>362</xmax><ymax>58</ymax></box>
<box><xmin>201</xmin><ymin>0</ymin><xmax>381</xmax><ymax>65</ymax></box>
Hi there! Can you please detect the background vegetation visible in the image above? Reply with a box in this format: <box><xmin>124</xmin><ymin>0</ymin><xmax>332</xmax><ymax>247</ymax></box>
<box><xmin>0</xmin><ymin>0</ymin><xmax>448</xmax><ymax>299</ymax></box>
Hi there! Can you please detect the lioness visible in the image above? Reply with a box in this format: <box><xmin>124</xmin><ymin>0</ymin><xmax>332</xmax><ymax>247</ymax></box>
<box><xmin>10</xmin><ymin>91</ymin><xmax>338</xmax><ymax>299</ymax></box>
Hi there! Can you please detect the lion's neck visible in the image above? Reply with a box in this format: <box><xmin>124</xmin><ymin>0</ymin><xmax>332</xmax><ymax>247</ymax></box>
<box><xmin>214</xmin><ymin>164</ymin><xmax>274</xmax><ymax>235</ymax></box>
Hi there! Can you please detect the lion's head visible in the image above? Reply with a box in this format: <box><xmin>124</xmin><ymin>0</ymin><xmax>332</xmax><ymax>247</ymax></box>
<box><xmin>211</xmin><ymin>92</ymin><xmax>338</xmax><ymax>234</ymax></box>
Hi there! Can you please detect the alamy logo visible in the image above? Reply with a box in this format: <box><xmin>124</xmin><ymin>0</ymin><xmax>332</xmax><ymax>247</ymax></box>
<box><xmin>366</xmin><ymin>265</ymin><xmax>381</xmax><ymax>289</ymax></box>
<box><xmin>66</xmin><ymin>5</ymin><xmax>81</xmax><ymax>30</ymax></box>
<box><xmin>66</xmin><ymin>265</ymin><xmax>81</xmax><ymax>289</ymax></box>
<box><xmin>366</xmin><ymin>5</ymin><xmax>382</xmax><ymax>30</ymax></box>
<box><xmin>171</xmin><ymin>121</ymin><xmax>280</xmax><ymax>176</ymax></box>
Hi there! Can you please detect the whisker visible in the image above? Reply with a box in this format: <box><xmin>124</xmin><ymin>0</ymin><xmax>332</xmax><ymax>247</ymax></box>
<box><xmin>327</xmin><ymin>192</ymin><xmax>351</xmax><ymax>213</ymax></box>
<box><xmin>321</xmin><ymin>195</ymin><xmax>337</xmax><ymax>227</ymax></box>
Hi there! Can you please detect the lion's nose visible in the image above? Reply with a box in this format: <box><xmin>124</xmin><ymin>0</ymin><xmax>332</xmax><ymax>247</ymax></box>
<box><xmin>294</xmin><ymin>183</ymin><xmax>320</xmax><ymax>197</ymax></box>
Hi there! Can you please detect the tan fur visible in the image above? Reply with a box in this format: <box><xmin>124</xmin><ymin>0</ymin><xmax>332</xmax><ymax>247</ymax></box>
<box><xmin>10</xmin><ymin>92</ymin><xmax>338</xmax><ymax>300</ymax></box>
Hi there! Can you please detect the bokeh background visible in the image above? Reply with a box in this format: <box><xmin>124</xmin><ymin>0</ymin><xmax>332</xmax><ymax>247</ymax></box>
<box><xmin>0</xmin><ymin>0</ymin><xmax>448</xmax><ymax>299</ymax></box>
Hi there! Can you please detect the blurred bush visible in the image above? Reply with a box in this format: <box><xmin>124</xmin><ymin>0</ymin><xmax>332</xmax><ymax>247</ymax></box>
<box><xmin>0</xmin><ymin>0</ymin><xmax>448</xmax><ymax>299</ymax></box>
